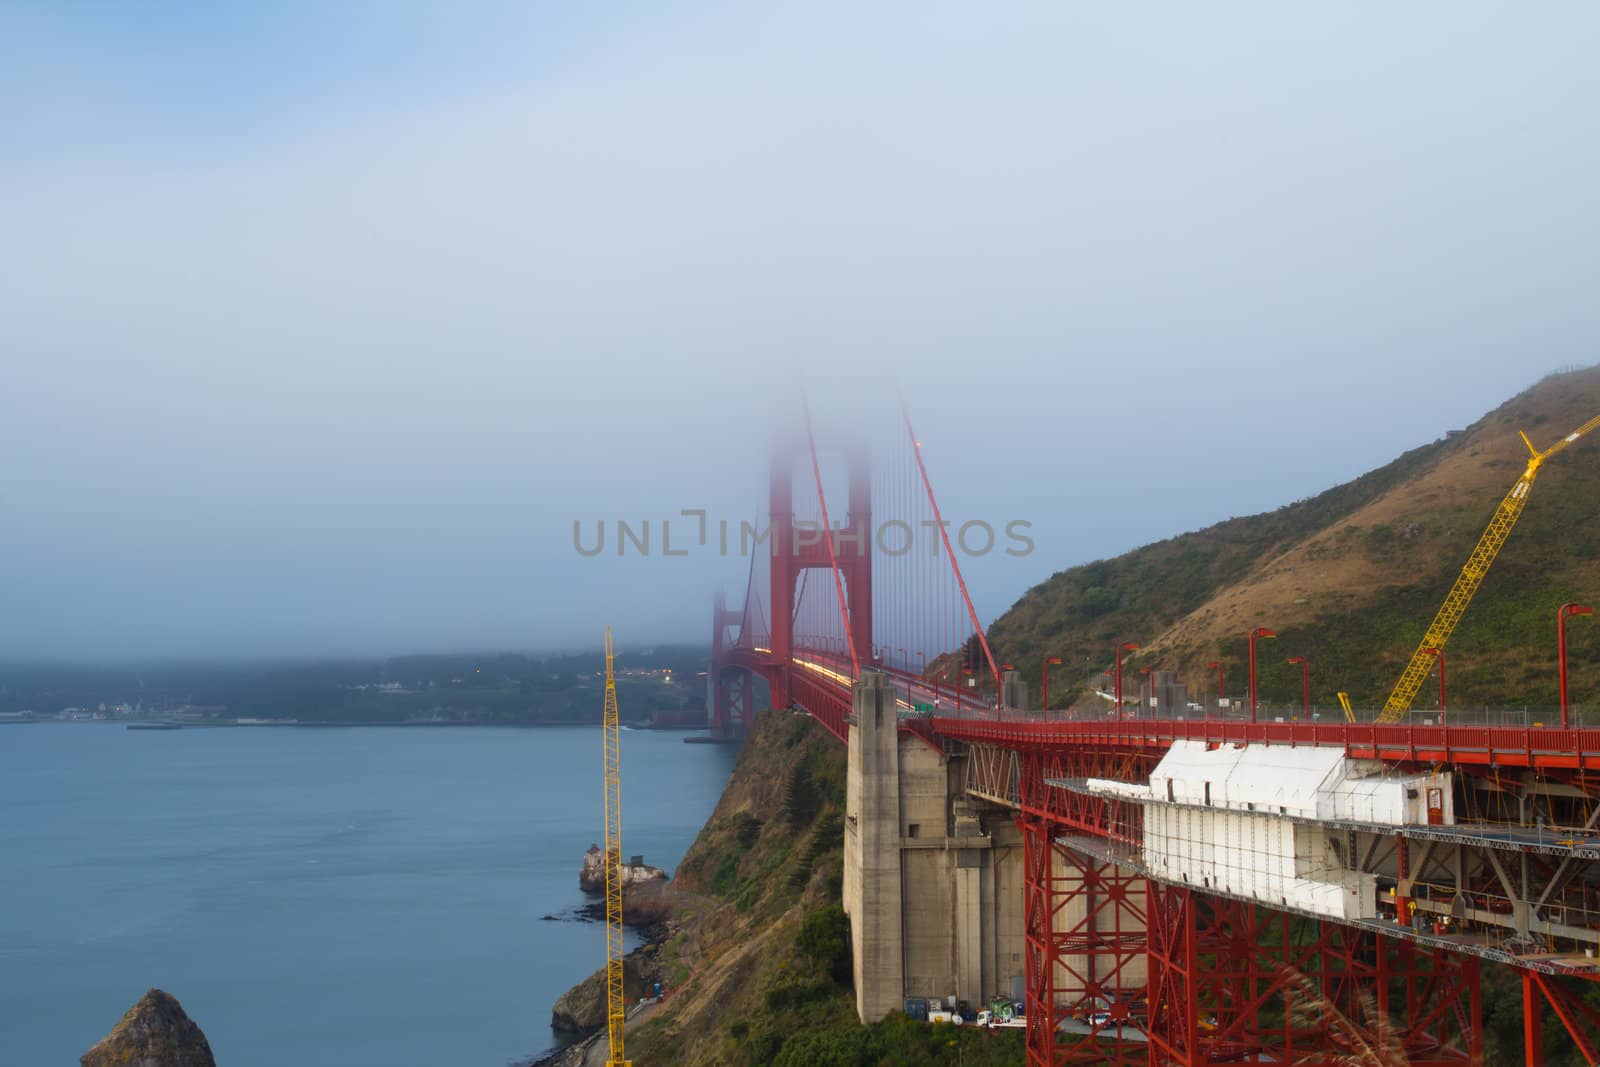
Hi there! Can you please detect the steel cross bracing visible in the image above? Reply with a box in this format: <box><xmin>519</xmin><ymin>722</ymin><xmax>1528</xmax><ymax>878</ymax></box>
<box><xmin>981</xmin><ymin>739</ymin><xmax>1487</xmax><ymax>1065</ymax></box>
<box><xmin>949</xmin><ymin>726</ymin><xmax>1600</xmax><ymax>1063</ymax></box>
<box><xmin>1020</xmin><ymin>816</ymin><xmax>1149</xmax><ymax>1066</ymax></box>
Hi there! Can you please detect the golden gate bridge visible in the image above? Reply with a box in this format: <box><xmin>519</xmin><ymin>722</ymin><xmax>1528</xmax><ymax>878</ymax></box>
<box><xmin>708</xmin><ymin>399</ymin><xmax>1600</xmax><ymax>1066</ymax></box>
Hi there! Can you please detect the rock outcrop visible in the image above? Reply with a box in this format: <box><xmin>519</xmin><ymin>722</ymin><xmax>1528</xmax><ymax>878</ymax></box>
<box><xmin>551</xmin><ymin>940</ymin><xmax>666</xmax><ymax>1032</ymax></box>
<box><xmin>578</xmin><ymin>844</ymin><xmax>667</xmax><ymax>894</ymax></box>
<box><xmin>82</xmin><ymin>988</ymin><xmax>216</xmax><ymax>1067</ymax></box>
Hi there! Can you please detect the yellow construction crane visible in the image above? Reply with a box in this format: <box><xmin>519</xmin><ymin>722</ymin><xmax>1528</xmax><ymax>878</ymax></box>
<box><xmin>1378</xmin><ymin>411</ymin><xmax>1600</xmax><ymax>722</ymax></box>
<box><xmin>1337</xmin><ymin>691</ymin><xmax>1356</xmax><ymax>723</ymax></box>
<box><xmin>601</xmin><ymin>628</ymin><xmax>631</xmax><ymax>1067</ymax></box>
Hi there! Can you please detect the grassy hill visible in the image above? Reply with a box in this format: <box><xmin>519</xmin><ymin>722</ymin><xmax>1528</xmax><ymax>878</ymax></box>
<box><xmin>986</xmin><ymin>365</ymin><xmax>1600</xmax><ymax>714</ymax></box>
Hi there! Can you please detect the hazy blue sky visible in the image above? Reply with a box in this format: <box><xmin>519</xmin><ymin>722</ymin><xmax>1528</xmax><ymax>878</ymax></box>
<box><xmin>2</xmin><ymin>3</ymin><xmax>1595</xmax><ymax>659</ymax></box>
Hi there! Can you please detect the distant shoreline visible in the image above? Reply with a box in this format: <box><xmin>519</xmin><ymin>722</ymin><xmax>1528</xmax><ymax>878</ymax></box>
<box><xmin>8</xmin><ymin>717</ymin><xmax>709</xmax><ymax>731</ymax></box>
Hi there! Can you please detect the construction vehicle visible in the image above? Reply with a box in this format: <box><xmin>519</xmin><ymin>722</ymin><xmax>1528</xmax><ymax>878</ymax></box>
<box><xmin>601</xmin><ymin>628</ymin><xmax>630</xmax><ymax>1067</ymax></box>
<box><xmin>1337</xmin><ymin>692</ymin><xmax>1355</xmax><ymax>722</ymax></box>
<box><xmin>1378</xmin><ymin>412</ymin><xmax>1600</xmax><ymax>721</ymax></box>
<box><xmin>976</xmin><ymin>996</ymin><xmax>1026</xmax><ymax>1029</ymax></box>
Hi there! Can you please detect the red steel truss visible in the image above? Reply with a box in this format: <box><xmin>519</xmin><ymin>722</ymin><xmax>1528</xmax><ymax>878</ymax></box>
<box><xmin>1523</xmin><ymin>970</ymin><xmax>1600</xmax><ymax>1066</ymax></box>
<box><xmin>1019</xmin><ymin>814</ymin><xmax>1148</xmax><ymax>1066</ymax></box>
<box><xmin>1145</xmin><ymin>883</ymin><xmax>1481</xmax><ymax>1065</ymax></box>
<box><xmin>1004</xmin><ymin>738</ymin><xmax>1487</xmax><ymax>1065</ymax></box>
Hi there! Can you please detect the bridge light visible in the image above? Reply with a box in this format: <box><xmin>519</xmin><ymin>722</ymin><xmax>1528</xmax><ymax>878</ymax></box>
<box><xmin>1560</xmin><ymin>604</ymin><xmax>1593</xmax><ymax>727</ymax></box>
<box><xmin>1287</xmin><ymin>656</ymin><xmax>1310</xmax><ymax>717</ymax></box>
<box><xmin>1248</xmin><ymin>628</ymin><xmax>1276</xmax><ymax>723</ymax></box>
<box><xmin>1043</xmin><ymin>657</ymin><xmax>1063</xmax><ymax>715</ymax></box>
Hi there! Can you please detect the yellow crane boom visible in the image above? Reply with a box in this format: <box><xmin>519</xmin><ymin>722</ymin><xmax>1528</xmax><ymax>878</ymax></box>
<box><xmin>602</xmin><ymin>628</ymin><xmax>631</xmax><ymax>1067</ymax></box>
<box><xmin>1378</xmin><ymin>411</ymin><xmax>1600</xmax><ymax>722</ymax></box>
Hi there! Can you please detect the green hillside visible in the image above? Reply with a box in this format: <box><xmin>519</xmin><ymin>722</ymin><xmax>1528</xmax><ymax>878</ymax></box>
<box><xmin>986</xmin><ymin>365</ymin><xmax>1600</xmax><ymax>714</ymax></box>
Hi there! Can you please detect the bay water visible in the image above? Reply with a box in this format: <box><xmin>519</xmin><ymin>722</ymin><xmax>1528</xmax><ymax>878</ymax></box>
<box><xmin>0</xmin><ymin>723</ymin><xmax>736</xmax><ymax>1066</ymax></box>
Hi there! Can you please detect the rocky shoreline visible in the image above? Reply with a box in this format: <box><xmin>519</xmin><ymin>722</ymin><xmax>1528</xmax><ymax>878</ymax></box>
<box><xmin>523</xmin><ymin>853</ymin><xmax>677</xmax><ymax>1066</ymax></box>
<box><xmin>528</xmin><ymin>917</ymin><xmax>674</xmax><ymax>1067</ymax></box>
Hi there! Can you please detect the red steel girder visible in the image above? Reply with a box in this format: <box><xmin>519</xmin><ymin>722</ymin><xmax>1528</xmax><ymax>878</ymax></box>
<box><xmin>1524</xmin><ymin>970</ymin><xmax>1600</xmax><ymax>1066</ymax></box>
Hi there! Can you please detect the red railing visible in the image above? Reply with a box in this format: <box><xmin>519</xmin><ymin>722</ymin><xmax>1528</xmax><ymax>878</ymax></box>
<box><xmin>933</xmin><ymin>716</ymin><xmax>1600</xmax><ymax>769</ymax></box>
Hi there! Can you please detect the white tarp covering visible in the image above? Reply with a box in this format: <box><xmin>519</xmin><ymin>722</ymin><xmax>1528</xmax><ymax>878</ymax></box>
<box><xmin>1083</xmin><ymin>740</ymin><xmax>1453</xmax><ymax>922</ymax></box>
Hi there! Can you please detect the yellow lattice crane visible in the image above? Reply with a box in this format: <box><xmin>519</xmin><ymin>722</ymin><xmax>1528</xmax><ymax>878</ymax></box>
<box><xmin>601</xmin><ymin>627</ymin><xmax>631</xmax><ymax>1066</ymax></box>
<box><xmin>1377</xmin><ymin>411</ymin><xmax>1600</xmax><ymax>722</ymax></box>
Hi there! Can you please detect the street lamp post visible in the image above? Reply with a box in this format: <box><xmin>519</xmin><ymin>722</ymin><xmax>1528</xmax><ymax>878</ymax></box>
<box><xmin>1043</xmin><ymin>656</ymin><xmax>1063</xmax><ymax>713</ymax></box>
<box><xmin>1206</xmin><ymin>661</ymin><xmax>1225</xmax><ymax>719</ymax></box>
<box><xmin>1560</xmin><ymin>603</ymin><xmax>1594</xmax><ymax>727</ymax></box>
<box><xmin>1248</xmin><ymin>628</ymin><xmax>1277</xmax><ymax>723</ymax></box>
<box><xmin>1115</xmin><ymin>642</ymin><xmax>1141</xmax><ymax>718</ymax></box>
<box><xmin>1287</xmin><ymin>656</ymin><xmax>1310</xmax><ymax>717</ymax></box>
<box><xmin>1421</xmin><ymin>647</ymin><xmax>1445</xmax><ymax>721</ymax></box>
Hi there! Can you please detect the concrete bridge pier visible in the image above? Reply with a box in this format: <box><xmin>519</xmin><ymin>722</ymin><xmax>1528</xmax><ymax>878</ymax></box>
<box><xmin>842</xmin><ymin>670</ymin><xmax>1028</xmax><ymax>1022</ymax></box>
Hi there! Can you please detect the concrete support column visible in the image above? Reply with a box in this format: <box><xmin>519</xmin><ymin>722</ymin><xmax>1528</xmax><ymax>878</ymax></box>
<box><xmin>955</xmin><ymin>853</ymin><xmax>982</xmax><ymax>1007</ymax></box>
<box><xmin>844</xmin><ymin>671</ymin><xmax>904</xmax><ymax>1022</ymax></box>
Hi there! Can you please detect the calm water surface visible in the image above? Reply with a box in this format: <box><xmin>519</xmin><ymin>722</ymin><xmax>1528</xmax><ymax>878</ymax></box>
<box><xmin>0</xmin><ymin>724</ymin><xmax>736</xmax><ymax>1066</ymax></box>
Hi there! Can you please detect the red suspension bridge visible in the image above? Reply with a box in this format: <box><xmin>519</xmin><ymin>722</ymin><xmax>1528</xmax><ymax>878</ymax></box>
<box><xmin>708</xmin><ymin>402</ymin><xmax>1600</xmax><ymax>1066</ymax></box>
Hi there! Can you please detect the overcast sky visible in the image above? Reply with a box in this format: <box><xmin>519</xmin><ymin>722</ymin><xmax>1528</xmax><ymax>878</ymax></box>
<box><xmin>2</xmin><ymin>3</ymin><xmax>1595</xmax><ymax>660</ymax></box>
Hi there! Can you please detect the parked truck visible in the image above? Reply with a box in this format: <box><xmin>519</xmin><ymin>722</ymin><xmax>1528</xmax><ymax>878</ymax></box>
<box><xmin>976</xmin><ymin>996</ymin><xmax>1027</xmax><ymax>1029</ymax></box>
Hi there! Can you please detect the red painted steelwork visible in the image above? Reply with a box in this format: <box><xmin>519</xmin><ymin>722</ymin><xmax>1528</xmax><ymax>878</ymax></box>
<box><xmin>1525</xmin><ymin>969</ymin><xmax>1600</xmax><ymax>1065</ymax></box>
<box><xmin>1560</xmin><ymin>603</ymin><xmax>1594</xmax><ymax>728</ymax></box>
<box><xmin>935</xmin><ymin>716</ymin><xmax>1600</xmax><ymax>771</ymax></box>
<box><xmin>1018</xmin><ymin>815</ymin><xmax>1147</xmax><ymax>1066</ymax></box>
<box><xmin>788</xmin><ymin>668</ymin><xmax>852</xmax><ymax>743</ymax></box>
